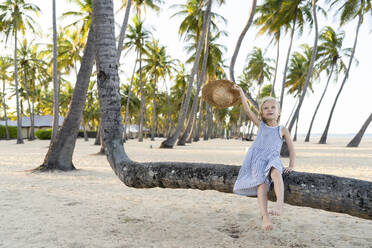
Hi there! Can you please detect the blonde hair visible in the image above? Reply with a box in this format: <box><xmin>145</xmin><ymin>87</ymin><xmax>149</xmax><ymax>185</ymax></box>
<box><xmin>258</xmin><ymin>96</ymin><xmax>281</xmax><ymax>122</ymax></box>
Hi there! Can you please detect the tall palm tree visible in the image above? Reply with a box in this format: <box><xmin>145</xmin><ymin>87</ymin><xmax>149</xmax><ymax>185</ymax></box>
<box><xmin>161</xmin><ymin>0</ymin><xmax>212</xmax><ymax>148</ymax></box>
<box><xmin>319</xmin><ymin>0</ymin><xmax>369</xmax><ymax>144</ymax></box>
<box><xmin>244</xmin><ymin>46</ymin><xmax>274</xmax><ymax>96</ymax></box>
<box><xmin>0</xmin><ymin>56</ymin><xmax>12</xmax><ymax>139</ymax></box>
<box><xmin>0</xmin><ymin>0</ymin><xmax>40</xmax><ymax>144</ymax></box>
<box><xmin>304</xmin><ymin>26</ymin><xmax>349</xmax><ymax>142</ymax></box>
<box><xmin>143</xmin><ymin>39</ymin><xmax>176</xmax><ymax>141</ymax></box>
<box><xmin>123</xmin><ymin>15</ymin><xmax>151</xmax><ymax>141</ymax></box>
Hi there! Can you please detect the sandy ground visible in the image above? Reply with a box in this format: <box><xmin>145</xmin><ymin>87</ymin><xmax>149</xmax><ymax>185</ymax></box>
<box><xmin>1</xmin><ymin>136</ymin><xmax>372</xmax><ymax>248</ymax></box>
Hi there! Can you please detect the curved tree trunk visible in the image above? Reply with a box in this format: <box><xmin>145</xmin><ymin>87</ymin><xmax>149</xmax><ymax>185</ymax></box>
<box><xmin>14</xmin><ymin>23</ymin><xmax>23</xmax><ymax>144</ymax></box>
<box><xmin>229</xmin><ymin>0</ymin><xmax>258</xmax><ymax>111</ymax></box>
<box><xmin>319</xmin><ymin>15</ymin><xmax>361</xmax><ymax>144</ymax></box>
<box><xmin>178</xmin><ymin>17</ymin><xmax>211</xmax><ymax>146</ymax></box>
<box><xmin>33</xmin><ymin>23</ymin><xmax>95</xmax><ymax>171</ymax></box>
<box><xmin>305</xmin><ymin>64</ymin><xmax>334</xmax><ymax>142</ymax></box>
<box><xmin>2</xmin><ymin>79</ymin><xmax>10</xmax><ymax>139</ymax></box>
<box><xmin>93</xmin><ymin>0</ymin><xmax>372</xmax><ymax>222</ymax></box>
<box><xmin>279</xmin><ymin>8</ymin><xmax>297</xmax><ymax>111</ymax></box>
<box><xmin>347</xmin><ymin>113</ymin><xmax>372</xmax><ymax>147</ymax></box>
<box><xmin>160</xmin><ymin>0</ymin><xmax>212</xmax><ymax>148</ymax></box>
<box><xmin>282</xmin><ymin>1</ymin><xmax>318</xmax><ymax>157</ymax></box>
<box><xmin>117</xmin><ymin>0</ymin><xmax>132</xmax><ymax>64</ymax></box>
<box><xmin>52</xmin><ymin>0</ymin><xmax>60</xmax><ymax>140</ymax></box>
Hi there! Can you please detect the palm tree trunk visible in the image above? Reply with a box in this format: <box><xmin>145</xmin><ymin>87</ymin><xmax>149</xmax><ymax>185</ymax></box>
<box><xmin>117</xmin><ymin>0</ymin><xmax>132</xmax><ymax>64</ymax></box>
<box><xmin>193</xmin><ymin>91</ymin><xmax>204</xmax><ymax>142</ymax></box>
<box><xmin>271</xmin><ymin>32</ymin><xmax>280</xmax><ymax>96</ymax></box>
<box><xmin>318</xmin><ymin>15</ymin><xmax>361</xmax><ymax>144</ymax></box>
<box><xmin>138</xmin><ymin>50</ymin><xmax>144</xmax><ymax>142</ymax></box>
<box><xmin>82</xmin><ymin>117</ymin><xmax>89</xmax><ymax>141</ymax></box>
<box><xmin>33</xmin><ymin>22</ymin><xmax>96</xmax><ymax>171</ymax></box>
<box><xmin>347</xmin><ymin>113</ymin><xmax>372</xmax><ymax>147</ymax></box>
<box><xmin>281</xmin><ymin>1</ymin><xmax>319</xmax><ymax>157</ymax></box>
<box><xmin>164</xmin><ymin>82</ymin><xmax>173</xmax><ymax>137</ymax></box>
<box><xmin>2</xmin><ymin>79</ymin><xmax>10</xmax><ymax>139</ymax></box>
<box><xmin>151</xmin><ymin>76</ymin><xmax>157</xmax><ymax>141</ymax></box>
<box><xmin>94</xmin><ymin>123</ymin><xmax>101</xmax><ymax>145</ymax></box>
<box><xmin>160</xmin><ymin>0</ymin><xmax>212</xmax><ymax>148</ymax></box>
<box><xmin>23</xmin><ymin>72</ymin><xmax>34</xmax><ymax>140</ymax></box>
<box><xmin>52</xmin><ymin>0</ymin><xmax>60</xmax><ymax>140</ymax></box>
<box><xmin>14</xmin><ymin>24</ymin><xmax>23</xmax><ymax>144</ymax></box>
<box><xmin>178</xmin><ymin>17</ymin><xmax>212</xmax><ymax>146</ymax></box>
<box><xmin>123</xmin><ymin>55</ymin><xmax>138</xmax><ymax>141</ymax></box>
<box><xmin>279</xmin><ymin>8</ymin><xmax>297</xmax><ymax>110</ymax></box>
<box><xmin>229</xmin><ymin>0</ymin><xmax>258</xmax><ymax>110</ymax></box>
<box><xmin>305</xmin><ymin>64</ymin><xmax>334</xmax><ymax>142</ymax></box>
<box><xmin>203</xmin><ymin>103</ymin><xmax>211</xmax><ymax>140</ymax></box>
<box><xmin>293</xmin><ymin>115</ymin><xmax>299</xmax><ymax>142</ymax></box>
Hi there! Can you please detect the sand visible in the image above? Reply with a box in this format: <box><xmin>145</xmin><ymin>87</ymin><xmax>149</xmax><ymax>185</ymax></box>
<box><xmin>1</xmin><ymin>136</ymin><xmax>372</xmax><ymax>248</ymax></box>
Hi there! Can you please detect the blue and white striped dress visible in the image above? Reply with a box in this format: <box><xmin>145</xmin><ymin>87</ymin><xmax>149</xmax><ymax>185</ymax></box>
<box><xmin>233</xmin><ymin>121</ymin><xmax>284</xmax><ymax>196</ymax></box>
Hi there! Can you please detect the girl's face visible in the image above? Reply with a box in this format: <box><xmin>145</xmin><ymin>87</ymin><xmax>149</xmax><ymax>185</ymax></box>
<box><xmin>261</xmin><ymin>100</ymin><xmax>280</xmax><ymax>122</ymax></box>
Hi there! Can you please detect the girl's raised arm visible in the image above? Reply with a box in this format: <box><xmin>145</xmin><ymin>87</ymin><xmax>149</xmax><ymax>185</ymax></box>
<box><xmin>232</xmin><ymin>85</ymin><xmax>260</xmax><ymax>127</ymax></box>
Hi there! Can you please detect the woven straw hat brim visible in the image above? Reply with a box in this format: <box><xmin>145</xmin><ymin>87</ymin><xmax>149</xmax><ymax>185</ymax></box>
<box><xmin>202</xmin><ymin>80</ymin><xmax>241</xmax><ymax>109</ymax></box>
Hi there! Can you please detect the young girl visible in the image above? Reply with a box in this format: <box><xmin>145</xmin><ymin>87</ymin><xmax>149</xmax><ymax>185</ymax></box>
<box><xmin>232</xmin><ymin>84</ymin><xmax>295</xmax><ymax>231</ymax></box>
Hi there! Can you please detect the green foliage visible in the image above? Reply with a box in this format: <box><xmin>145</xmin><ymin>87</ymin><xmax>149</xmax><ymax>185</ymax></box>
<box><xmin>35</xmin><ymin>129</ymin><xmax>52</xmax><ymax>140</ymax></box>
<box><xmin>0</xmin><ymin>125</ymin><xmax>17</xmax><ymax>139</ymax></box>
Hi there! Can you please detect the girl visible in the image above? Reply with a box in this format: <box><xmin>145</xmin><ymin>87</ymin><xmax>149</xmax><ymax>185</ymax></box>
<box><xmin>232</xmin><ymin>84</ymin><xmax>295</xmax><ymax>231</ymax></box>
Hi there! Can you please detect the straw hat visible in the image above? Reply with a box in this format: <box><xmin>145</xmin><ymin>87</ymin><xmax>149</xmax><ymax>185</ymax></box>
<box><xmin>202</xmin><ymin>79</ymin><xmax>241</xmax><ymax>109</ymax></box>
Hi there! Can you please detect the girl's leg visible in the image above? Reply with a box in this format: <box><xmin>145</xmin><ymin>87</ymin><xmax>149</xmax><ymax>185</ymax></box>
<box><xmin>257</xmin><ymin>183</ymin><xmax>273</xmax><ymax>231</ymax></box>
<box><xmin>269</xmin><ymin>167</ymin><xmax>284</xmax><ymax>216</ymax></box>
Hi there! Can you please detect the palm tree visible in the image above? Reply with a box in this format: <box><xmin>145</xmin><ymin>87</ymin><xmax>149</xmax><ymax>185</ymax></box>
<box><xmin>62</xmin><ymin>0</ymin><xmax>92</xmax><ymax>41</ymax></box>
<box><xmin>18</xmin><ymin>38</ymin><xmax>47</xmax><ymax>140</ymax></box>
<box><xmin>347</xmin><ymin>113</ymin><xmax>372</xmax><ymax>147</ymax></box>
<box><xmin>117</xmin><ymin>0</ymin><xmax>163</xmax><ymax>64</ymax></box>
<box><xmin>304</xmin><ymin>26</ymin><xmax>349</xmax><ymax>142</ymax></box>
<box><xmin>244</xmin><ymin>46</ymin><xmax>274</xmax><ymax>97</ymax></box>
<box><xmin>318</xmin><ymin>0</ymin><xmax>369</xmax><ymax>144</ymax></box>
<box><xmin>143</xmin><ymin>39</ymin><xmax>176</xmax><ymax>141</ymax></box>
<box><xmin>123</xmin><ymin>15</ymin><xmax>151</xmax><ymax>141</ymax></box>
<box><xmin>0</xmin><ymin>56</ymin><xmax>12</xmax><ymax>139</ymax></box>
<box><xmin>51</xmin><ymin>0</ymin><xmax>59</xmax><ymax>139</ymax></box>
<box><xmin>160</xmin><ymin>0</ymin><xmax>212</xmax><ymax>148</ymax></box>
<box><xmin>0</xmin><ymin>0</ymin><xmax>40</xmax><ymax>144</ymax></box>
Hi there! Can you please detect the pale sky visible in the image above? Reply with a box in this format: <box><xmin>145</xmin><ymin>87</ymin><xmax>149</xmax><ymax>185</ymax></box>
<box><xmin>20</xmin><ymin>0</ymin><xmax>372</xmax><ymax>135</ymax></box>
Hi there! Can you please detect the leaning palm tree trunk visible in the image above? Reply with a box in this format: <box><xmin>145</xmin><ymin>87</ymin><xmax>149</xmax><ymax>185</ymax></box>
<box><xmin>305</xmin><ymin>64</ymin><xmax>334</xmax><ymax>142</ymax></box>
<box><xmin>51</xmin><ymin>0</ymin><xmax>60</xmax><ymax>140</ymax></box>
<box><xmin>279</xmin><ymin>9</ymin><xmax>297</xmax><ymax>110</ymax></box>
<box><xmin>319</xmin><ymin>15</ymin><xmax>361</xmax><ymax>144</ymax></box>
<box><xmin>281</xmin><ymin>0</ymin><xmax>318</xmax><ymax>157</ymax></box>
<box><xmin>93</xmin><ymin>0</ymin><xmax>372</xmax><ymax>222</ymax></box>
<box><xmin>138</xmin><ymin>52</ymin><xmax>144</xmax><ymax>142</ymax></box>
<box><xmin>160</xmin><ymin>0</ymin><xmax>212</xmax><ymax>148</ymax></box>
<box><xmin>229</xmin><ymin>0</ymin><xmax>258</xmax><ymax>110</ymax></box>
<box><xmin>151</xmin><ymin>76</ymin><xmax>157</xmax><ymax>141</ymax></box>
<box><xmin>33</xmin><ymin>23</ymin><xmax>95</xmax><ymax>171</ymax></box>
<box><xmin>116</xmin><ymin>0</ymin><xmax>132</xmax><ymax>64</ymax></box>
<box><xmin>178</xmin><ymin>17</ymin><xmax>211</xmax><ymax>146</ymax></box>
<box><xmin>347</xmin><ymin>113</ymin><xmax>372</xmax><ymax>147</ymax></box>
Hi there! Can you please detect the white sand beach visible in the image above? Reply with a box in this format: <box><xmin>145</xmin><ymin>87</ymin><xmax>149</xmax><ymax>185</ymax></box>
<box><xmin>1</xmin><ymin>137</ymin><xmax>372</xmax><ymax>248</ymax></box>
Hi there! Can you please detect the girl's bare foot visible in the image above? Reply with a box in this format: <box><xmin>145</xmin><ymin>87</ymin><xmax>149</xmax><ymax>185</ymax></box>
<box><xmin>269</xmin><ymin>204</ymin><xmax>284</xmax><ymax>216</ymax></box>
<box><xmin>262</xmin><ymin>215</ymin><xmax>274</xmax><ymax>231</ymax></box>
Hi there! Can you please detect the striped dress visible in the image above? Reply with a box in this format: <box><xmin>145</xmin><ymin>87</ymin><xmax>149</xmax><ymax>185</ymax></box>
<box><xmin>233</xmin><ymin>121</ymin><xmax>284</xmax><ymax>196</ymax></box>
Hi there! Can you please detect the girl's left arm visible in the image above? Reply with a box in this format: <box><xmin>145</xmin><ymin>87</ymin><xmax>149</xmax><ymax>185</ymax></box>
<box><xmin>282</xmin><ymin>127</ymin><xmax>295</xmax><ymax>173</ymax></box>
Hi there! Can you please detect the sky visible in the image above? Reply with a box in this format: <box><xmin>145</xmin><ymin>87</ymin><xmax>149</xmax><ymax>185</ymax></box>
<box><xmin>14</xmin><ymin>0</ymin><xmax>372</xmax><ymax>136</ymax></box>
